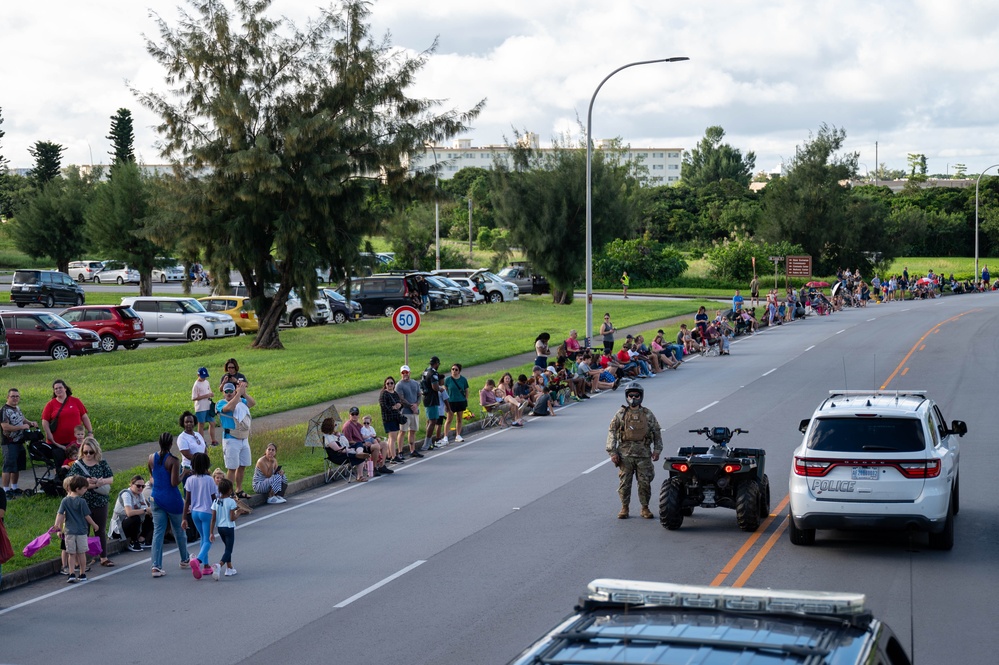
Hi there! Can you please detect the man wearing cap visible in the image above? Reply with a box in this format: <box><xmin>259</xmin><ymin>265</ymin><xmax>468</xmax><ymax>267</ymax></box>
<box><xmin>421</xmin><ymin>357</ymin><xmax>443</xmax><ymax>452</ymax></box>
<box><xmin>191</xmin><ymin>367</ymin><xmax>218</xmax><ymax>446</ymax></box>
<box><xmin>396</xmin><ymin>365</ymin><xmax>423</xmax><ymax>458</ymax></box>
<box><xmin>217</xmin><ymin>380</ymin><xmax>256</xmax><ymax>497</ymax></box>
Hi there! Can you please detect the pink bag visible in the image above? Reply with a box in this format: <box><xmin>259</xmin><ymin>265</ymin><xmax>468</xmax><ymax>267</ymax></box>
<box><xmin>22</xmin><ymin>528</ymin><xmax>57</xmax><ymax>558</ymax></box>
<box><xmin>87</xmin><ymin>536</ymin><xmax>103</xmax><ymax>557</ymax></box>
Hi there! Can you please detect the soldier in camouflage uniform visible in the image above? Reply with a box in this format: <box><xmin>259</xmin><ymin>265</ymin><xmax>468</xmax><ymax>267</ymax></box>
<box><xmin>606</xmin><ymin>382</ymin><xmax>663</xmax><ymax>519</ymax></box>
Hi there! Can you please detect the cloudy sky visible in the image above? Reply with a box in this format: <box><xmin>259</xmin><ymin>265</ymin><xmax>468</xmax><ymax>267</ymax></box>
<box><xmin>5</xmin><ymin>0</ymin><xmax>999</xmax><ymax>177</ymax></box>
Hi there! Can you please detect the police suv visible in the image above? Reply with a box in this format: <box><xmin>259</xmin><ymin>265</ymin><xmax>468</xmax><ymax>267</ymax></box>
<box><xmin>509</xmin><ymin>578</ymin><xmax>912</xmax><ymax>664</ymax></box>
<box><xmin>789</xmin><ymin>390</ymin><xmax>966</xmax><ymax>549</ymax></box>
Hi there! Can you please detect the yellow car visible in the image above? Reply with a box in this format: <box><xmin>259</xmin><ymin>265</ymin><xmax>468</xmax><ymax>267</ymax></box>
<box><xmin>198</xmin><ymin>296</ymin><xmax>258</xmax><ymax>335</ymax></box>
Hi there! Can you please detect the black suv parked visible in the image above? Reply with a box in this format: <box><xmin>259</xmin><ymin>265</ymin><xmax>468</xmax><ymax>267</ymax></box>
<box><xmin>339</xmin><ymin>275</ymin><xmax>423</xmax><ymax>317</ymax></box>
<box><xmin>10</xmin><ymin>270</ymin><xmax>86</xmax><ymax>308</ymax></box>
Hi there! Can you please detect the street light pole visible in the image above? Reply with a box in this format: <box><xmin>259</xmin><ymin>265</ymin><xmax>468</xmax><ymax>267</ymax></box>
<box><xmin>428</xmin><ymin>144</ymin><xmax>441</xmax><ymax>271</ymax></box>
<box><xmin>975</xmin><ymin>163</ymin><xmax>999</xmax><ymax>284</ymax></box>
<box><xmin>585</xmin><ymin>57</ymin><xmax>689</xmax><ymax>348</ymax></box>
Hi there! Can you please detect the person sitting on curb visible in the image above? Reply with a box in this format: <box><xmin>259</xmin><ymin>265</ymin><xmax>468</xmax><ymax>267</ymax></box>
<box><xmin>479</xmin><ymin>379</ymin><xmax>523</xmax><ymax>427</ymax></box>
<box><xmin>252</xmin><ymin>443</ymin><xmax>288</xmax><ymax>504</ymax></box>
<box><xmin>343</xmin><ymin>407</ymin><xmax>392</xmax><ymax>476</ymax></box>
<box><xmin>532</xmin><ymin>385</ymin><xmax>557</xmax><ymax>416</ymax></box>
<box><xmin>320</xmin><ymin>418</ymin><xmax>370</xmax><ymax>481</ymax></box>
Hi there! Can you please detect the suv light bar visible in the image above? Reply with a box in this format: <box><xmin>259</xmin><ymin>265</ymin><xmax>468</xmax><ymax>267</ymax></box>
<box><xmin>587</xmin><ymin>579</ymin><xmax>866</xmax><ymax>617</ymax></box>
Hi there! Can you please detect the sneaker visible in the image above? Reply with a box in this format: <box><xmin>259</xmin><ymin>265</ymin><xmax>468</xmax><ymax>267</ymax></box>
<box><xmin>59</xmin><ymin>566</ymin><xmax>71</xmax><ymax>576</ymax></box>
<box><xmin>211</xmin><ymin>564</ymin><xmax>221</xmax><ymax>581</ymax></box>
<box><xmin>179</xmin><ymin>560</ymin><xmax>191</xmax><ymax>569</ymax></box>
<box><xmin>12</xmin><ymin>488</ymin><xmax>23</xmax><ymax>497</ymax></box>
<box><xmin>274</xmin><ymin>495</ymin><xmax>287</xmax><ymax>503</ymax></box>
<box><xmin>267</xmin><ymin>496</ymin><xmax>282</xmax><ymax>504</ymax></box>
<box><xmin>151</xmin><ymin>567</ymin><xmax>166</xmax><ymax>578</ymax></box>
<box><xmin>454</xmin><ymin>435</ymin><xmax>465</xmax><ymax>443</ymax></box>
<box><xmin>67</xmin><ymin>575</ymin><xmax>78</xmax><ymax>584</ymax></box>
<box><xmin>191</xmin><ymin>559</ymin><xmax>203</xmax><ymax>580</ymax></box>
<box><xmin>78</xmin><ymin>574</ymin><xmax>89</xmax><ymax>583</ymax></box>
<box><xmin>377</xmin><ymin>465</ymin><xmax>394</xmax><ymax>474</ymax></box>
<box><xmin>140</xmin><ymin>542</ymin><xmax>152</xmax><ymax>550</ymax></box>
<box><xmin>439</xmin><ymin>437</ymin><xmax>450</xmax><ymax>446</ymax></box>
<box><xmin>410</xmin><ymin>451</ymin><xmax>424</xmax><ymax>459</ymax></box>
<box><xmin>224</xmin><ymin>568</ymin><xmax>237</xmax><ymax>577</ymax></box>
<box><xmin>127</xmin><ymin>542</ymin><xmax>142</xmax><ymax>552</ymax></box>
<box><xmin>511</xmin><ymin>421</ymin><xmax>524</xmax><ymax>428</ymax></box>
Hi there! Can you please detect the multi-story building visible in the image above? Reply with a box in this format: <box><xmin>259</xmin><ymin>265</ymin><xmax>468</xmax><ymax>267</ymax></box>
<box><xmin>406</xmin><ymin>134</ymin><xmax>685</xmax><ymax>186</ymax></box>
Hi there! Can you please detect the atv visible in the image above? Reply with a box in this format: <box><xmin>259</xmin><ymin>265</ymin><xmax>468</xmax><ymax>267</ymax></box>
<box><xmin>659</xmin><ymin>427</ymin><xmax>770</xmax><ymax>532</ymax></box>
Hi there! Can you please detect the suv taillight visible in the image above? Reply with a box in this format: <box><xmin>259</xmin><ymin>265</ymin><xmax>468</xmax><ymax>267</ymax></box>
<box><xmin>794</xmin><ymin>457</ymin><xmax>834</xmax><ymax>477</ymax></box>
<box><xmin>897</xmin><ymin>459</ymin><xmax>941</xmax><ymax>478</ymax></box>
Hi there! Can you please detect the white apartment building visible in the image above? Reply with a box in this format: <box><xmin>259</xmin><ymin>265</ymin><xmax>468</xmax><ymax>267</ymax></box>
<box><xmin>407</xmin><ymin>134</ymin><xmax>685</xmax><ymax>186</ymax></box>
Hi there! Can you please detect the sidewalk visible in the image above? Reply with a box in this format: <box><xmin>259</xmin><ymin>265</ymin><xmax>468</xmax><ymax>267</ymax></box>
<box><xmin>101</xmin><ymin>314</ymin><xmax>695</xmax><ymax>472</ymax></box>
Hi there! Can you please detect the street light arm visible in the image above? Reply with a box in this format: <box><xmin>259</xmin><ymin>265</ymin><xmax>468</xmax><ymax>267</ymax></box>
<box><xmin>974</xmin><ymin>163</ymin><xmax>999</xmax><ymax>284</ymax></box>
<box><xmin>584</xmin><ymin>56</ymin><xmax>689</xmax><ymax>348</ymax></box>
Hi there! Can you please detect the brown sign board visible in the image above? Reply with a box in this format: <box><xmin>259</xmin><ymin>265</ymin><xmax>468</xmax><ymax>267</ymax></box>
<box><xmin>786</xmin><ymin>255</ymin><xmax>812</xmax><ymax>277</ymax></box>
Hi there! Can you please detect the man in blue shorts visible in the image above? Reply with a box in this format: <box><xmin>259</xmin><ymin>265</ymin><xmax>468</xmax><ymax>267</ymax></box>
<box><xmin>421</xmin><ymin>357</ymin><xmax>443</xmax><ymax>452</ymax></box>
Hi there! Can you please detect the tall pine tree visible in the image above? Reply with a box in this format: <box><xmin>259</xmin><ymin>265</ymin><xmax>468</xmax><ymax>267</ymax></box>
<box><xmin>107</xmin><ymin>108</ymin><xmax>136</xmax><ymax>166</ymax></box>
<box><xmin>28</xmin><ymin>141</ymin><xmax>65</xmax><ymax>185</ymax></box>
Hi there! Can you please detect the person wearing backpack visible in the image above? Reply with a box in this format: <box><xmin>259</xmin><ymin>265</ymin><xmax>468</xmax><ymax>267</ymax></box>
<box><xmin>421</xmin><ymin>357</ymin><xmax>443</xmax><ymax>452</ymax></box>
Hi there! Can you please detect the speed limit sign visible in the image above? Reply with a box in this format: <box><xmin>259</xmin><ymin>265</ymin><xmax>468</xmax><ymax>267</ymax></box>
<box><xmin>392</xmin><ymin>306</ymin><xmax>421</xmax><ymax>335</ymax></box>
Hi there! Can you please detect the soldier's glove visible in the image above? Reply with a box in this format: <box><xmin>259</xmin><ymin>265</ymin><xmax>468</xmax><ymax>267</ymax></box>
<box><xmin>610</xmin><ymin>453</ymin><xmax>621</xmax><ymax>467</ymax></box>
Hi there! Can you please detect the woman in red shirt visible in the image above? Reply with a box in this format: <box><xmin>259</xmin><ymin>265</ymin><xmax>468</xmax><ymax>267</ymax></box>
<box><xmin>41</xmin><ymin>379</ymin><xmax>92</xmax><ymax>468</ymax></box>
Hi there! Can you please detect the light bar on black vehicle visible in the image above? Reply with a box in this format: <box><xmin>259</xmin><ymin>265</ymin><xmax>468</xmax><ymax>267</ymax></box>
<box><xmin>587</xmin><ymin>579</ymin><xmax>867</xmax><ymax>617</ymax></box>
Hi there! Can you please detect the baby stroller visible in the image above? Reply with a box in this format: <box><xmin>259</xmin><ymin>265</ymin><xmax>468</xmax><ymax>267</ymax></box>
<box><xmin>25</xmin><ymin>432</ymin><xmax>67</xmax><ymax>497</ymax></box>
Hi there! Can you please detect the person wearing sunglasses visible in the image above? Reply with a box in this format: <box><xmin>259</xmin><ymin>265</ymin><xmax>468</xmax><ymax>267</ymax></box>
<box><xmin>70</xmin><ymin>437</ymin><xmax>115</xmax><ymax>566</ymax></box>
<box><xmin>110</xmin><ymin>475</ymin><xmax>153</xmax><ymax>552</ymax></box>
<box><xmin>443</xmin><ymin>364</ymin><xmax>469</xmax><ymax>444</ymax></box>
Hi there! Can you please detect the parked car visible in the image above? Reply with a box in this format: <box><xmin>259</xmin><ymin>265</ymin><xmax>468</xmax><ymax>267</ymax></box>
<box><xmin>0</xmin><ymin>311</ymin><xmax>101</xmax><ymax>360</ymax></box>
<box><xmin>9</xmin><ymin>269</ymin><xmax>86</xmax><ymax>308</ymax></box>
<box><xmin>0</xmin><ymin>317</ymin><xmax>10</xmax><ymax>366</ymax></box>
<box><xmin>447</xmin><ymin>276</ymin><xmax>485</xmax><ymax>304</ymax></box>
<box><xmin>434</xmin><ymin>275</ymin><xmax>476</xmax><ymax>305</ymax></box>
<box><xmin>67</xmin><ymin>261</ymin><xmax>104</xmax><ymax>283</ymax></box>
<box><xmin>321</xmin><ymin>288</ymin><xmax>363</xmax><ymax>324</ymax></box>
<box><xmin>120</xmin><ymin>297</ymin><xmax>237</xmax><ymax>342</ymax></box>
<box><xmin>198</xmin><ymin>296</ymin><xmax>258</xmax><ymax>335</ymax></box>
<box><xmin>58</xmin><ymin>305</ymin><xmax>146</xmax><ymax>352</ymax></box>
<box><xmin>339</xmin><ymin>274</ymin><xmax>421</xmax><ymax>317</ymax></box>
<box><xmin>432</xmin><ymin>269</ymin><xmax>519</xmax><ymax>303</ymax></box>
<box><xmin>152</xmin><ymin>260</ymin><xmax>185</xmax><ymax>283</ymax></box>
<box><xmin>94</xmin><ymin>261</ymin><xmax>140</xmax><ymax>285</ymax></box>
<box><xmin>223</xmin><ymin>284</ymin><xmax>331</xmax><ymax>328</ymax></box>
<box><xmin>407</xmin><ymin>272</ymin><xmax>463</xmax><ymax>307</ymax></box>
<box><xmin>499</xmin><ymin>264</ymin><xmax>549</xmax><ymax>295</ymax></box>
<box><xmin>789</xmin><ymin>389</ymin><xmax>966</xmax><ymax>550</ymax></box>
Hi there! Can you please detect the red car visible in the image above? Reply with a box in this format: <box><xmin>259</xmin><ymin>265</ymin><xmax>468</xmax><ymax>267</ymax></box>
<box><xmin>58</xmin><ymin>305</ymin><xmax>146</xmax><ymax>352</ymax></box>
<box><xmin>0</xmin><ymin>311</ymin><xmax>101</xmax><ymax>360</ymax></box>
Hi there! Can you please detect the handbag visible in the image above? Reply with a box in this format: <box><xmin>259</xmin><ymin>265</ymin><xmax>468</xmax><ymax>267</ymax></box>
<box><xmin>75</xmin><ymin>461</ymin><xmax>111</xmax><ymax>496</ymax></box>
<box><xmin>0</xmin><ymin>520</ymin><xmax>13</xmax><ymax>565</ymax></box>
<box><xmin>231</xmin><ymin>413</ymin><xmax>251</xmax><ymax>440</ymax></box>
<box><xmin>23</xmin><ymin>528</ymin><xmax>57</xmax><ymax>558</ymax></box>
<box><xmin>86</xmin><ymin>536</ymin><xmax>103</xmax><ymax>557</ymax></box>
<box><xmin>394</xmin><ymin>409</ymin><xmax>408</xmax><ymax>425</ymax></box>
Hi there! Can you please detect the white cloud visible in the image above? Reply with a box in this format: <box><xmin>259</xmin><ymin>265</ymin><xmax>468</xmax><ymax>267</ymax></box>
<box><xmin>4</xmin><ymin>0</ymin><xmax>999</xmax><ymax>176</ymax></box>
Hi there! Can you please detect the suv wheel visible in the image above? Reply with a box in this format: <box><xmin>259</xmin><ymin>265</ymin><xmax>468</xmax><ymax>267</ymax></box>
<box><xmin>44</xmin><ymin>295</ymin><xmax>55</xmax><ymax>308</ymax></box>
<box><xmin>383</xmin><ymin>305</ymin><xmax>396</xmax><ymax>318</ymax></box>
<box><xmin>927</xmin><ymin>498</ymin><xmax>955</xmax><ymax>551</ymax></box>
<box><xmin>788</xmin><ymin>507</ymin><xmax>816</xmax><ymax>546</ymax></box>
<box><xmin>160</xmin><ymin>274</ymin><xmax>167</xmax><ymax>283</ymax></box>
<box><xmin>50</xmin><ymin>343</ymin><xmax>70</xmax><ymax>360</ymax></box>
<box><xmin>291</xmin><ymin>311</ymin><xmax>310</xmax><ymax>328</ymax></box>
<box><xmin>333</xmin><ymin>311</ymin><xmax>347</xmax><ymax>325</ymax></box>
<box><xmin>735</xmin><ymin>480</ymin><xmax>761</xmax><ymax>532</ymax></box>
<box><xmin>187</xmin><ymin>326</ymin><xmax>207</xmax><ymax>342</ymax></box>
<box><xmin>100</xmin><ymin>334</ymin><xmax>119</xmax><ymax>352</ymax></box>
<box><xmin>76</xmin><ymin>295</ymin><xmax>84</xmax><ymax>306</ymax></box>
<box><xmin>76</xmin><ymin>274</ymin><xmax>85</xmax><ymax>283</ymax></box>
<box><xmin>488</xmin><ymin>291</ymin><xmax>504</xmax><ymax>304</ymax></box>
<box><xmin>94</xmin><ymin>276</ymin><xmax>102</xmax><ymax>284</ymax></box>
<box><xmin>952</xmin><ymin>476</ymin><xmax>960</xmax><ymax>515</ymax></box>
<box><xmin>116</xmin><ymin>276</ymin><xmax>125</xmax><ymax>285</ymax></box>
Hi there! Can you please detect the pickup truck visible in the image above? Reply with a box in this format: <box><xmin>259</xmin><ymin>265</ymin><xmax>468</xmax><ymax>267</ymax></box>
<box><xmin>498</xmin><ymin>265</ymin><xmax>549</xmax><ymax>295</ymax></box>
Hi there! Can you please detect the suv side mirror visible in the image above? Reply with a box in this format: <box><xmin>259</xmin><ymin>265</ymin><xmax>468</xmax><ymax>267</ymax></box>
<box><xmin>950</xmin><ymin>420</ymin><xmax>968</xmax><ymax>437</ymax></box>
<box><xmin>798</xmin><ymin>419</ymin><xmax>810</xmax><ymax>434</ymax></box>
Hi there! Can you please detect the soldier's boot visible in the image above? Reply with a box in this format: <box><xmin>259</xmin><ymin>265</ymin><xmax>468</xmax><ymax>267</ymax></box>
<box><xmin>640</xmin><ymin>505</ymin><xmax>654</xmax><ymax>519</ymax></box>
<box><xmin>618</xmin><ymin>505</ymin><xmax>629</xmax><ymax>519</ymax></box>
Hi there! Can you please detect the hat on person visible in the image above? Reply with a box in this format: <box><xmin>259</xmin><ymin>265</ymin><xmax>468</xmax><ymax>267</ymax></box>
<box><xmin>546</xmin><ymin>366</ymin><xmax>557</xmax><ymax>374</ymax></box>
<box><xmin>400</xmin><ymin>365</ymin><xmax>411</xmax><ymax>373</ymax></box>
<box><xmin>657</xmin><ymin>329</ymin><xmax>664</xmax><ymax>334</ymax></box>
<box><xmin>222</xmin><ymin>382</ymin><xmax>236</xmax><ymax>393</ymax></box>
<box><xmin>349</xmin><ymin>406</ymin><xmax>360</xmax><ymax>415</ymax></box>
<box><xmin>429</xmin><ymin>356</ymin><xmax>440</xmax><ymax>365</ymax></box>
<box><xmin>532</xmin><ymin>365</ymin><xmax>542</xmax><ymax>372</ymax></box>
<box><xmin>198</xmin><ymin>367</ymin><xmax>209</xmax><ymax>379</ymax></box>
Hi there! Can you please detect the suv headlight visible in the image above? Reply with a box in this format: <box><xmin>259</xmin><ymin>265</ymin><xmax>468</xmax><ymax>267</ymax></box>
<box><xmin>204</xmin><ymin>316</ymin><xmax>222</xmax><ymax>323</ymax></box>
<box><xmin>65</xmin><ymin>331</ymin><xmax>82</xmax><ymax>340</ymax></box>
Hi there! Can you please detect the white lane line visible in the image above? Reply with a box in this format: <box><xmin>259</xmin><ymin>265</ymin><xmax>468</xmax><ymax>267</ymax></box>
<box><xmin>696</xmin><ymin>400</ymin><xmax>719</xmax><ymax>413</ymax></box>
<box><xmin>901</xmin><ymin>308</ymin><xmax>910</xmax><ymax>312</ymax></box>
<box><xmin>334</xmin><ymin>560</ymin><xmax>425</xmax><ymax>608</ymax></box>
<box><xmin>762</xmin><ymin>368</ymin><xmax>777</xmax><ymax>377</ymax></box>
<box><xmin>867</xmin><ymin>318</ymin><xmax>876</xmax><ymax>322</ymax></box>
<box><xmin>805</xmin><ymin>345</ymin><xmax>815</xmax><ymax>352</ymax></box>
<box><xmin>582</xmin><ymin>458</ymin><xmax>613</xmax><ymax>474</ymax></box>
<box><xmin>835</xmin><ymin>329</ymin><xmax>846</xmax><ymax>335</ymax></box>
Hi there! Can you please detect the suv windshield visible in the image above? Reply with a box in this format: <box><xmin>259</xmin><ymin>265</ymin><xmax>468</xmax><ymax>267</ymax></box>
<box><xmin>806</xmin><ymin>417</ymin><xmax>926</xmax><ymax>452</ymax></box>
<box><xmin>477</xmin><ymin>271</ymin><xmax>501</xmax><ymax>282</ymax></box>
<box><xmin>13</xmin><ymin>271</ymin><xmax>39</xmax><ymax>285</ymax></box>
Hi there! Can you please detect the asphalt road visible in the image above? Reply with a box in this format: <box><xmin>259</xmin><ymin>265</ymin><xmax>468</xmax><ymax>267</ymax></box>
<box><xmin>1</xmin><ymin>293</ymin><xmax>996</xmax><ymax>665</ymax></box>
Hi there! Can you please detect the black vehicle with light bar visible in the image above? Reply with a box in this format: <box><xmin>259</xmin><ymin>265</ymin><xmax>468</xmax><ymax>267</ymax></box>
<box><xmin>659</xmin><ymin>427</ymin><xmax>770</xmax><ymax>532</ymax></box>
<box><xmin>508</xmin><ymin>578</ymin><xmax>912</xmax><ymax>665</ymax></box>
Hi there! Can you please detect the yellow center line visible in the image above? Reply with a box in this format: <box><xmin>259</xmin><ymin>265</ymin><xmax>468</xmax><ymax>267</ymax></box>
<box><xmin>708</xmin><ymin>308</ymin><xmax>979</xmax><ymax>588</ymax></box>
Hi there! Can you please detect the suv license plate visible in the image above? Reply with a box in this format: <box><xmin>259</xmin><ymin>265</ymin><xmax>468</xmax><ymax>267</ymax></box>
<box><xmin>852</xmin><ymin>467</ymin><xmax>879</xmax><ymax>480</ymax></box>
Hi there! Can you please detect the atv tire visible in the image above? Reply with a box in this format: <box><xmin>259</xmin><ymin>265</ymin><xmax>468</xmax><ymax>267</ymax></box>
<box><xmin>760</xmin><ymin>474</ymin><xmax>771</xmax><ymax>515</ymax></box>
<box><xmin>735</xmin><ymin>479</ymin><xmax>762</xmax><ymax>532</ymax></box>
<box><xmin>658</xmin><ymin>477</ymin><xmax>685</xmax><ymax>530</ymax></box>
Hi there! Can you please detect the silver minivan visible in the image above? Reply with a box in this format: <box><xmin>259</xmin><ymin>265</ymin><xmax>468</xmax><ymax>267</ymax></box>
<box><xmin>121</xmin><ymin>297</ymin><xmax>237</xmax><ymax>342</ymax></box>
<box><xmin>432</xmin><ymin>269</ymin><xmax>519</xmax><ymax>303</ymax></box>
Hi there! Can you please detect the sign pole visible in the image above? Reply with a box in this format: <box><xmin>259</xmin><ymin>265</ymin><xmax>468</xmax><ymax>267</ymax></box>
<box><xmin>404</xmin><ymin>334</ymin><xmax>409</xmax><ymax>368</ymax></box>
